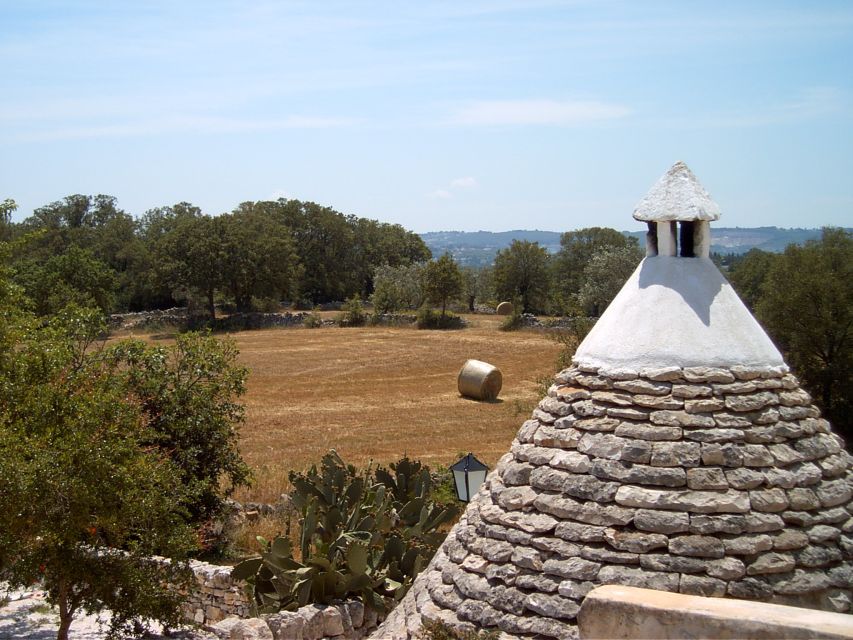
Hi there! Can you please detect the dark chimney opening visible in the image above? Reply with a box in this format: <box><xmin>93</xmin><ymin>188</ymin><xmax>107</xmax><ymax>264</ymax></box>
<box><xmin>646</xmin><ymin>222</ymin><xmax>658</xmax><ymax>256</ymax></box>
<box><xmin>679</xmin><ymin>221</ymin><xmax>695</xmax><ymax>257</ymax></box>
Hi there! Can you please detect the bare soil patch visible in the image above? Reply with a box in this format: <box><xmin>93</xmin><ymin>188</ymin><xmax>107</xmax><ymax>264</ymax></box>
<box><xmin>138</xmin><ymin>315</ymin><xmax>562</xmax><ymax>503</ymax></box>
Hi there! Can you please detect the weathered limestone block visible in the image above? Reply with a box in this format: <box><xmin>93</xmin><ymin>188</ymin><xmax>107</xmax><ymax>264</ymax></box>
<box><xmin>701</xmin><ymin>443</ymin><xmax>744</xmax><ymax>468</ymax></box>
<box><xmin>741</xmin><ymin>444</ymin><xmax>775</xmax><ymax>467</ymax></box>
<box><xmin>511</xmin><ymin>443</ymin><xmax>556</xmax><ymax>465</ymax></box>
<box><xmin>771</xmin><ymin>530</ymin><xmax>810</xmax><ymax>552</ymax></box>
<box><xmin>765</xmin><ymin>462</ymin><xmax>822</xmax><ymax>489</ymax></box>
<box><xmin>715</xmin><ymin>412</ymin><xmax>754</xmax><ymax>428</ymax></box>
<box><xmin>689</xmin><ymin>514</ymin><xmax>746</xmax><ymax>535</ymax></box>
<box><xmin>572</xmin><ymin>400</ymin><xmax>607</xmax><ymax>417</ymax></box>
<box><xmin>573</xmin><ymin>417</ymin><xmax>621</xmax><ymax>432</ymax></box>
<box><xmin>525</xmin><ymin>592</ymin><xmax>581</xmax><ymax>620</ymax></box>
<box><xmin>597</xmin><ymin>565</ymin><xmax>680</xmax><ymax>592</ymax></box>
<box><xmin>807</xmin><ymin>524</ymin><xmax>841</xmax><ymax>544</ymax></box>
<box><xmin>229</xmin><ymin>618</ymin><xmax>274</xmax><ymax>640</ymax></box>
<box><xmin>650</xmin><ymin>441</ymin><xmax>703</xmax><ymax>468</ymax></box>
<box><xmin>516</xmin><ymin>419</ymin><xmax>541</xmax><ymax>443</ymax></box>
<box><xmin>591</xmin><ymin>391</ymin><xmax>635</xmax><ymax>407</ymax></box>
<box><xmin>558</xmin><ymin>579</ymin><xmax>596</xmax><ymax>599</ymax></box>
<box><xmin>534</xmin><ymin>493</ymin><xmax>635</xmax><ymax>526</ymax></box>
<box><xmin>574</xmin><ymin>373</ymin><xmax>612</xmax><ymax>390</ymax></box>
<box><xmin>555</xmin><ymin>386</ymin><xmax>591</xmax><ymax>402</ymax></box>
<box><xmin>581</xmin><ymin>545</ymin><xmax>640</xmax><ymax>565</ymax></box>
<box><xmin>539</xmin><ymin>396</ymin><xmax>574</xmax><ymax>416</ymax></box>
<box><xmin>767</xmin><ymin>443</ymin><xmax>805</xmax><ymax>466</ymax></box>
<box><xmin>633</xmin><ymin>509</ymin><xmax>690</xmax><ymax>534</ymax></box>
<box><xmin>771</xmin><ymin>569</ymin><xmax>831</xmax><ymax>595</ymax></box>
<box><xmin>501</xmin><ymin>461</ymin><xmax>533</xmax><ymax>486</ymax></box>
<box><xmin>706</xmin><ymin>557</ymin><xmax>747</xmax><ymax>580</ymax></box>
<box><xmin>634</xmin><ymin>394</ymin><xmax>684</xmax><ymax>410</ymax></box>
<box><xmin>615</xmin><ymin>486</ymin><xmax>750</xmax><ymax>514</ymax></box>
<box><xmin>684</xmin><ymin>397</ymin><xmax>725</xmax><ymax>413</ymax></box>
<box><xmin>744</xmin><ymin>513</ymin><xmax>786</xmax><ymax>531</ymax></box>
<box><xmin>486</xmin><ymin>563</ymin><xmax>519</xmax><ymax>585</ymax></box>
<box><xmin>650</xmin><ymin>411</ymin><xmax>715</xmax><ymax>429</ymax></box>
<box><xmin>621</xmin><ymin>440</ymin><xmax>653</xmax><ymax>464</ymax></box>
<box><xmin>750</xmin><ymin>488</ymin><xmax>790</xmax><ymax>513</ymax></box>
<box><xmin>453</xmin><ymin>570</ymin><xmax>492</xmax><ymax>600</ymax></box>
<box><xmin>590</xmin><ymin>459</ymin><xmax>687</xmax><ymax>488</ymax></box>
<box><xmin>668</xmin><ymin>535</ymin><xmax>725</xmax><ymax>558</ymax></box>
<box><xmin>532</xmin><ymin>408</ymin><xmax>557</xmax><ymax>425</ymax></box>
<box><xmin>510</xmin><ymin>545</ymin><xmax>544</xmax><ymax>570</ymax></box>
<box><xmin>817</xmin><ymin>479</ymin><xmax>853</xmax><ymax>508</ymax></box>
<box><xmin>495</xmin><ymin>485</ymin><xmax>538</xmax><ymax>511</ymax></box>
<box><xmin>607</xmin><ymin>407</ymin><xmax>651</xmax><ymax>421</ymax></box>
<box><xmin>461</xmin><ymin>554</ymin><xmax>489</xmax><ymax>574</ymax></box>
<box><xmin>614</xmin><ymin>422</ymin><xmax>682</xmax><ymax>441</ymax></box>
<box><xmin>550</xmin><ymin>450</ymin><xmax>592</xmax><ymax>473</ymax></box>
<box><xmin>671</xmin><ymin>384</ymin><xmax>713</xmax><ymax>399</ymax></box>
<box><xmin>598</xmin><ymin>367</ymin><xmax>639</xmax><ymax>380</ymax></box>
<box><xmin>731</xmin><ymin>365</ymin><xmax>763</xmax><ymax>380</ymax></box>
<box><xmin>819</xmin><ymin>455</ymin><xmax>850</xmax><ymax>479</ymax></box>
<box><xmin>639</xmin><ymin>553</ymin><xmax>706</xmax><ymax>573</ymax></box>
<box><xmin>679</xmin><ymin>574</ymin><xmax>727</xmax><ymax>597</ymax></box>
<box><xmin>613</xmin><ymin>379</ymin><xmax>671</xmax><ymax>395</ymax></box>
<box><xmin>640</xmin><ymin>366</ymin><xmax>683</xmax><ymax>381</ymax></box>
<box><xmin>795</xmin><ymin>545</ymin><xmax>843</xmax><ymax>568</ymax></box>
<box><xmin>533</xmin><ymin>426</ymin><xmax>582</xmax><ymax>449</ymax></box>
<box><xmin>515</xmin><ymin>572</ymin><xmax>561</xmax><ymax>593</ymax></box>
<box><xmin>779</xmin><ymin>389</ymin><xmax>812</xmax><ymax>407</ymax></box>
<box><xmin>543</xmin><ymin>557</ymin><xmax>601</xmax><ymax>581</ymax></box>
<box><xmin>723</xmin><ymin>534</ymin><xmax>774</xmax><ymax>555</ymax></box>
<box><xmin>686</xmin><ymin>467</ymin><xmax>729</xmax><ymax>490</ymax></box>
<box><xmin>604</xmin><ymin>528</ymin><xmax>669</xmax><ymax>553</ymax></box>
<box><xmin>683</xmin><ymin>367</ymin><xmax>735</xmax><ymax>384</ymax></box>
<box><xmin>795</xmin><ymin>434</ymin><xmax>842</xmax><ymax>461</ymax></box>
<box><xmin>725</xmin><ymin>391</ymin><xmax>779</xmax><ymax>413</ymax></box>
<box><xmin>490</xmin><ymin>586</ymin><xmax>528</xmax><ymax>616</ymax></box>
<box><xmin>724</xmin><ymin>467</ymin><xmax>765</xmax><ymax>490</ymax></box>
<box><xmin>726</xmin><ymin>577</ymin><xmax>774</xmax><ymax>599</ymax></box>
<box><xmin>747</xmin><ymin>553</ymin><xmax>796</xmax><ymax>575</ymax></box>
<box><xmin>555</xmin><ymin>520</ymin><xmax>609</xmax><ymax>543</ymax></box>
<box><xmin>577</xmin><ymin>433</ymin><xmax>630</xmax><ymax>459</ymax></box>
<box><xmin>684</xmin><ymin>428</ymin><xmax>746</xmax><ymax>443</ymax></box>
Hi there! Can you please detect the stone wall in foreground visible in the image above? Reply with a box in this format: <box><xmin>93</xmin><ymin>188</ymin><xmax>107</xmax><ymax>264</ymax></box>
<box><xmin>183</xmin><ymin>559</ymin><xmax>382</xmax><ymax>639</ymax></box>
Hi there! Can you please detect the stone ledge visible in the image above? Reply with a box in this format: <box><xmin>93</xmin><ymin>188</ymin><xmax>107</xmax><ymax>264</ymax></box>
<box><xmin>577</xmin><ymin>585</ymin><xmax>853</xmax><ymax>640</ymax></box>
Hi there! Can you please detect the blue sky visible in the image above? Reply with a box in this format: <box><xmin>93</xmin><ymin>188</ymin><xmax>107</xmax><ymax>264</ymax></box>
<box><xmin>1</xmin><ymin>1</ymin><xmax>852</xmax><ymax>233</ymax></box>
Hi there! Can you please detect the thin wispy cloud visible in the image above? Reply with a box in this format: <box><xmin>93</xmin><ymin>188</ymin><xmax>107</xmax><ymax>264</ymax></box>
<box><xmin>427</xmin><ymin>176</ymin><xmax>479</xmax><ymax>200</ymax></box>
<box><xmin>450</xmin><ymin>177</ymin><xmax>478</xmax><ymax>188</ymax></box>
<box><xmin>14</xmin><ymin>114</ymin><xmax>359</xmax><ymax>142</ymax></box>
<box><xmin>450</xmin><ymin>99</ymin><xmax>631</xmax><ymax>126</ymax></box>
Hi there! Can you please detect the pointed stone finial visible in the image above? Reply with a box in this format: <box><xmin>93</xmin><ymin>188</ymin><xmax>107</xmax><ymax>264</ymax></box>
<box><xmin>633</xmin><ymin>161</ymin><xmax>721</xmax><ymax>222</ymax></box>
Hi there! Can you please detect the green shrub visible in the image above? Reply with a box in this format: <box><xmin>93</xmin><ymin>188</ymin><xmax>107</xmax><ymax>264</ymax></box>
<box><xmin>338</xmin><ymin>296</ymin><xmax>367</xmax><ymax>327</ymax></box>
<box><xmin>303</xmin><ymin>313</ymin><xmax>323</xmax><ymax>328</ymax></box>
<box><xmin>498</xmin><ymin>300</ymin><xmax>523</xmax><ymax>332</ymax></box>
<box><xmin>253</xmin><ymin>297</ymin><xmax>282</xmax><ymax>313</ymax></box>
<box><xmin>416</xmin><ymin>307</ymin><xmax>464</xmax><ymax>330</ymax></box>
<box><xmin>232</xmin><ymin>451</ymin><xmax>459</xmax><ymax>614</ymax></box>
<box><xmin>417</xmin><ymin>618</ymin><xmax>500</xmax><ymax>640</ymax></box>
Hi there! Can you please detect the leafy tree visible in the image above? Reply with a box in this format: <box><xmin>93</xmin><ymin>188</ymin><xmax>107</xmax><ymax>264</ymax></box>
<box><xmin>493</xmin><ymin>240</ymin><xmax>552</xmax><ymax>314</ymax></box>
<box><xmin>0</xmin><ymin>272</ymin><xmax>196</xmax><ymax>639</ymax></box>
<box><xmin>219</xmin><ymin>210</ymin><xmax>302</xmax><ymax>311</ymax></box>
<box><xmin>371</xmin><ymin>263</ymin><xmax>425</xmax><ymax>313</ymax></box>
<box><xmin>108</xmin><ymin>332</ymin><xmax>251</xmax><ymax>525</ymax></box>
<box><xmin>727</xmin><ymin>248</ymin><xmax>779</xmax><ymax>310</ymax></box>
<box><xmin>13</xmin><ymin>244</ymin><xmax>118</xmax><ymax>315</ymax></box>
<box><xmin>422</xmin><ymin>253</ymin><xmax>463</xmax><ymax>317</ymax></box>
<box><xmin>0</xmin><ymin>198</ymin><xmax>15</xmax><ymax>241</ymax></box>
<box><xmin>552</xmin><ymin>227</ymin><xmax>638</xmax><ymax>313</ymax></box>
<box><xmin>577</xmin><ymin>244</ymin><xmax>644</xmax><ymax>316</ymax></box>
<box><xmin>755</xmin><ymin>228</ymin><xmax>852</xmax><ymax>441</ymax></box>
<box><xmin>154</xmin><ymin>213</ymin><xmax>223</xmax><ymax>322</ymax></box>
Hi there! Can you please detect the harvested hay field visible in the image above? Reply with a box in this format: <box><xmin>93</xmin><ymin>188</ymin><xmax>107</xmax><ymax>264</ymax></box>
<box><xmin>144</xmin><ymin>315</ymin><xmax>563</xmax><ymax>503</ymax></box>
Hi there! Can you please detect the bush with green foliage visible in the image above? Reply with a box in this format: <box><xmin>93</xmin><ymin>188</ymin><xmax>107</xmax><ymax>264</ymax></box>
<box><xmin>0</xmin><ymin>271</ymin><xmax>198</xmax><ymax>639</ymax></box>
<box><xmin>416</xmin><ymin>306</ymin><xmax>464</xmax><ymax>330</ymax></box>
<box><xmin>499</xmin><ymin>298</ymin><xmax>524</xmax><ymax>332</ymax></box>
<box><xmin>232</xmin><ymin>451</ymin><xmax>459</xmax><ymax>614</ymax></box>
<box><xmin>338</xmin><ymin>296</ymin><xmax>367</xmax><ymax>327</ymax></box>
<box><xmin>416</xmin><ymin>618</ymin><xmax>500</xmax><ymax>640</ymax></box>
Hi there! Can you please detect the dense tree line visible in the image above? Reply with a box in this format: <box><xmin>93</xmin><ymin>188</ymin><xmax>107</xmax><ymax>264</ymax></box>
<box><xmin>2</xmin><ymin>195</ymin><xmax>430</xmax><ymax>320</ymax></box>
<box><xmin>727</xmin><ymin>229</ymin><xmax>852</xmax><ymax>441</ymax></box>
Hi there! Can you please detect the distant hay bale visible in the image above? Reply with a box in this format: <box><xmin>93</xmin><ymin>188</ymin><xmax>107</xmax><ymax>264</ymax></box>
<box><xmin>458</xmin><ymin>359</ymin><xmax>503</xmax><ymax>401</ymax></box>
<box><xmin>496</xmin><ymin>301</ymin><xmax>513</xmax><ymax>316</ymax></box>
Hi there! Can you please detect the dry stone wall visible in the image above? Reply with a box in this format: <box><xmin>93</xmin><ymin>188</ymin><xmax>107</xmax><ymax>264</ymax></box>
<box><xmin>373</xmin><ymin>362</ymin><xmax>853</xmax><ymax>640</ymax></box>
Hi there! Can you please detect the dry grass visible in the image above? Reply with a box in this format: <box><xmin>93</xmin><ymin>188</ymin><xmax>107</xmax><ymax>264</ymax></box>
<box><xmin>136</xmin><ymin>314</ymin><xmax>563</xmax><ymax>503</ymax></box>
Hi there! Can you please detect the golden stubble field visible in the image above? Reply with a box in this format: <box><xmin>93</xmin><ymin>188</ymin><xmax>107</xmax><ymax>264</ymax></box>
<box><xmin>144</xmin><ymin>314</ymin><xmax>563</xmax><ymax>503</ymax></box>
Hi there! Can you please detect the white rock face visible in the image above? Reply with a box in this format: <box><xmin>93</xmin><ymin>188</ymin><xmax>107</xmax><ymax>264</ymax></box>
<box><xmin>574</xmin><ymin>257</ymin><xmax>785</xmax><ymax>370</ymax></box>
<box><xmin>633</xmin><ymin>161</ymin><xmax>722</xmax><ymax>221</ymax></box>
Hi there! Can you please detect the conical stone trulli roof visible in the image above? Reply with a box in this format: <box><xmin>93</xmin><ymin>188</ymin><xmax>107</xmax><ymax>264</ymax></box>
<box><xmin>372</xmin><ymin>163</ymin><xmax>853</xmax><ymax>640</ymax></box>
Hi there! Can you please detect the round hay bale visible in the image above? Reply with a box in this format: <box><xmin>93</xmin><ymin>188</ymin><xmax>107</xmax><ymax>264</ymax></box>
<box><xmin>496</xmin><ymin>301</ymin><xmax>513</xmax><ymax>316</ymax></box>
<box><xmin>458</xmin><ymin>359</ymin><xmax>503</xmax><ymax>401</ymax></box>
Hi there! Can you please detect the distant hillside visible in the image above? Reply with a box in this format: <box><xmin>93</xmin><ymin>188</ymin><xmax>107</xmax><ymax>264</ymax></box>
<box><xmin>421</xmin><ymin>227</ymin><xmax>842</xmax><ymax>267</ymax></box>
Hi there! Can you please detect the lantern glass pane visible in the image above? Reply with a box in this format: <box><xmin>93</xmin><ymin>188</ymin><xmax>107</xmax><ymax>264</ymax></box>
<box><xmin>453</xmin><ymin>469</ymin><xmax>468</xmax><ymax>501</ymax></box>
<box><xmin>467</xmin><ymin>469</ymin><xmax>488</xmax><ymax>498</ymax></box>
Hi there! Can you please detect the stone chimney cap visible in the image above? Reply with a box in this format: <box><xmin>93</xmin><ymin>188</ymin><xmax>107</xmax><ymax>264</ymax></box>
<box><xmin>633</xmin><ymin>161</ymin><xmax>722</xmax><ymax>222</ymax></box>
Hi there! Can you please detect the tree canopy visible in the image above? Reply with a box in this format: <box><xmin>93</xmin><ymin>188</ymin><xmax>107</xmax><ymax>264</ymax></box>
<box><xmin>493</xmin><ymin>240</ymin><xmax>552</xmax><ymax>314</ymax></box>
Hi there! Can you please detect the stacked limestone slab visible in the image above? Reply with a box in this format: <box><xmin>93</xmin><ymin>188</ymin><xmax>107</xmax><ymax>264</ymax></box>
<box><xmin>375</xmin><ymin>364</ymin><xmax>852</xmax><ymax>639</ymax></box>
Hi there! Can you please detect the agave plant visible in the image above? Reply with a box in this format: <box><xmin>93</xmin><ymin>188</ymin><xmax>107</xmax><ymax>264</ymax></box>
<box><xmin>232</xmin><ymin>450</ymin><xmax>459</xmax><ymax>614</ymax></box>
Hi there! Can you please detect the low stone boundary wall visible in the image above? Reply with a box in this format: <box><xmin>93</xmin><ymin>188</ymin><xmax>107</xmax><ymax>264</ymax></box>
<box><xmin>577</xmin><ymin>585</ymin><xmax>853</xmax><ymax>639</ymax></box>
<box><xmin>184</xmin><ymin>559</ymin><xmax>382</xmax><ymax>639</ymax></box>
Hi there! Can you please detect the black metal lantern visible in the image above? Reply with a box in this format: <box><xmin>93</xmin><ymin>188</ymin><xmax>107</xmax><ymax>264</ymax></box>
<box><xmin>450</xmin><ymin>453</ymin><xmax>489</xmax><ymax>502</ymax></box>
